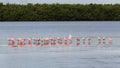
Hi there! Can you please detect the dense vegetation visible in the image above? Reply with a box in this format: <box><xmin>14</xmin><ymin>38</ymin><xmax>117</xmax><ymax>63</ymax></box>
<box><xmin>0</xmin><ymin>3</ymin><xmax>120</xmax><ymax>21</ymax></box>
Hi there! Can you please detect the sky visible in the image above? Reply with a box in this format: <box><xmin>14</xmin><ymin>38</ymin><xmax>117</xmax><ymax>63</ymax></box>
<box><xmin>0</xmin><ymin>0</ymin><xmax>120</xmax><ymax>4</ymax></box>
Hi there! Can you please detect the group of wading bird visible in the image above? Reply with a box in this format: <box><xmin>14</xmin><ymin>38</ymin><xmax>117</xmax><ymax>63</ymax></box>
<box><xmin>8</xmin><ymin>35</ymin><xmax>113</xmax><ymax>47</ymax></box>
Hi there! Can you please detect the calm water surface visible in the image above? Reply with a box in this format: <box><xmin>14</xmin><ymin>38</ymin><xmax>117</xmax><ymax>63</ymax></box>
<box><xmin>0</xmin><ymin>21</ymin><xmax>120</xmax><ymax>68</ymax></box>
<box><xmin>0</xmin><ymin>21</ymin><xmax>120</xmax><ymax>39</ymax></box>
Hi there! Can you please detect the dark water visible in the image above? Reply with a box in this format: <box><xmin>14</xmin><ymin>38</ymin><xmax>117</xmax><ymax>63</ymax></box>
<box><xmin>0</xmin><ymin>21</ymin><xmax>120</xmax><ymax>68</ymax></box>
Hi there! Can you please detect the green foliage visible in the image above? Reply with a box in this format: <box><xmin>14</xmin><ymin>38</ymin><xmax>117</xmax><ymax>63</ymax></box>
<box><xmin>0</xmin><ymin>3</ymin><xmax>120</xmax><ymax>21</ymax></box>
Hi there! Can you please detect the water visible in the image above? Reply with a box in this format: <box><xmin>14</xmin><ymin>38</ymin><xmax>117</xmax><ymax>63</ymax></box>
<box><xmin>0</xmin><ymin>21</ymin><xmax>120</xmax><ymax>39</ymax></box>
<box><xmin>0</xmin><ymin>21</ymin><xmax>120</xmax><ymax>68</ymax></box>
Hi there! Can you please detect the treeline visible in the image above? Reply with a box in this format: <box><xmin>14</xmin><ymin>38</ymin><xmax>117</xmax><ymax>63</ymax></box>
<box><xmin>0</xmin><ymin>3</ymin><xmax>120</xmax><ymax>21</ymax></box>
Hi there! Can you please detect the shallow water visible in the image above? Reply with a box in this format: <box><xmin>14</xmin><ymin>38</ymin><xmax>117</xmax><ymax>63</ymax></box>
<box><xmin>0</xmin><ymin>21</ymin><xmax>120</xmax><ymax>39</ymax></box>
<box><xmin>0</xmin><ymin>21</ymin><xmax>120</xmax><ymax>68</ymax></box>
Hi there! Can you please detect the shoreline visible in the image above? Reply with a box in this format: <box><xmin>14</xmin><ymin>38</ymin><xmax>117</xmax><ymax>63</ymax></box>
<box><xmin>0</xmin><ymin>21</ymin><xmax>120</xmax><ymax>22</ymax></box>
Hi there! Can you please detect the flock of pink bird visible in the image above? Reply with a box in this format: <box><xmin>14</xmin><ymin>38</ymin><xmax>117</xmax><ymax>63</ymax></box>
<box><xmin>8</xmin><ymin>35</ymin><xmax>113</xmax><ymax>47</ymax></box>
